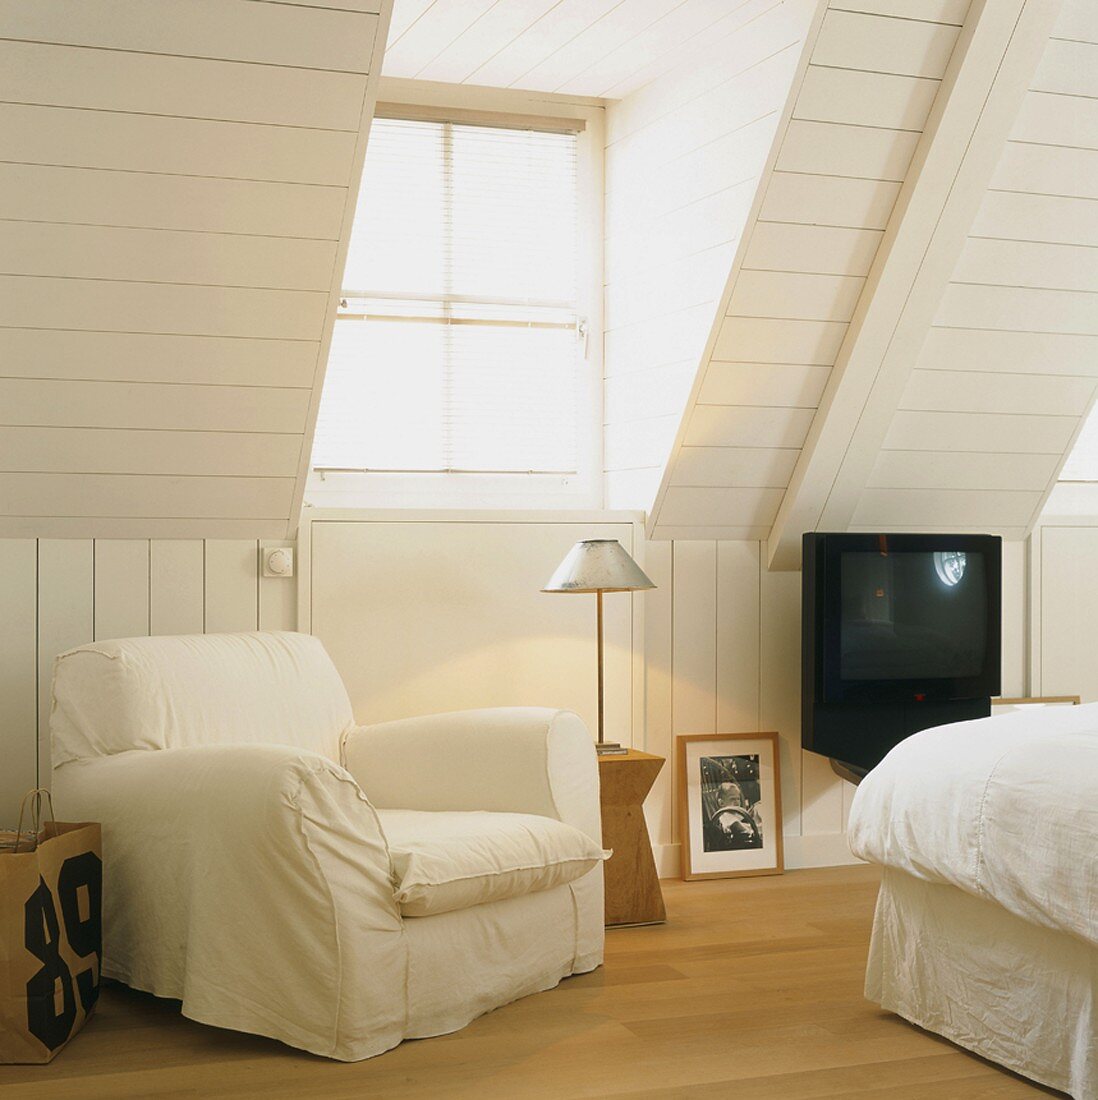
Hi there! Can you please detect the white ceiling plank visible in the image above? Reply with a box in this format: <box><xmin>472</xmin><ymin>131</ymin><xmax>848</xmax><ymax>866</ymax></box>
<box><xmin>0</xmin><ymin>0</ymin><xmax>380</xmax><ymax>72</ymax></box>
<box><xmin>851</xmin><ymin>486</ymin><xmax>1043</xmax><ymax>527</ymax></box>
<box><xmin>812</xmin><ymin>8</ymin><xmax>961</xmax><ymax>77</ymax></box>
<box><xmin>413</xmin><ymin>0</ymin><xmax>562</xmax><ymax>83</ymax></box>
<box><xmin>0</xmin><ymin>427</ymin><xmax>301</xmax><ymax>478</ymax></box>
<box><xmin>917</xmin><ymin>327</ymin><xmax>1098</xmax><ymax>376</ymax></box>
<box><xmin>0</xmin><ymin>277</ymin><xmax>327</xmax><ymax>341</ymax></box>
<box><xmin>0</xmin><ymin>104</ymin><xmax>358</xmax><ymax>186</ymax></box>
<box><xmin>659</xmin><ymin>485</ymin><xmax>785</xmax><ymax>526</ymax></box>
<box><xmin>462</xmin><ymin>0</ymin><xmax>621</xmax><ymax>89</ymax></box>
<box><xmin>0</xmin><ymin>164</ymin><xmax>346</xmax><ymax>241</ymax></box>
<box><xmin>698</xmin><ymin>362</ymin><xmax>833</xmax><ymax>408</ymax></box>
<box><xmin>953</xmin><ymin>237</ymin><xmax>1098</xmax><ymax>292</ymax></box>
<box><xmin>830</xmin><ymin>1</ymin><xmax>970</xmax><ymax>23</ymax></box>
<box><xmin>971</xmin><ymin>190</ymin><xmax>1098</xmax><ymax>246</ymax></box>
<box><xmin>727</xmin><ymin>271</ymin><xmax>865</xmax><ymax>322</ymax></box>
<box><xmin>0</xmin><ymin>379</ymin><xmax>310</xmax><ymax>434</ymax></box>
<box><xmin>516</xmin><ymin>0</ymin><xmax>687</xmax><ymax>93</ymax></box>
<box><xmin>776</xmin><ymin>120</ymin><xmax>920</xmax><ymax>182</ymax></box>
<box><xmin>746</xmin><ymin>223</ymin><xmax>884</xmax><ymax>276</ymax></box>
<box><xmin>992</xmin><ymin>142</ymin><xmax>1098</xmax><ymax>200</ymax></box>
<box><xmin>0</xmin><ymin>330</ymin><xmax>317</xmax><ymax>389</ymax></box>
<box><xmin>0</xmin><ymin>222</ymin><xmax>337</xmax><ymax>293</ymax></box>
<box><xmin>386</xmin><ymin>0</ymin><xmax>438</xmax><ymax>43</ymax></box>
<box><xmin>883</xmin><ymin>409</ymin><xmax>1078</xmax><ymax>453</ymax></box>
<box><xmin>869</xmin><ymin>449</ymin><xmax>1061</xmax><ymax>491</ymax></box>
<box><xmin>900</xmin><ymin>368</ymin><xmax>1098</xmax><ymax>415</ymax></box>
<box><xmin>600</xmin><ymin>0</ymin><xmax>806</xmax><ymax>105</ymax></box>
<box><xmin>1031</xmin><ymin>37</ymin><xmax>1098</xmax><ymax>96</ymax></box>
<box><xmin>685</xmin><ymin>405</ymin><xmax>816</xmax><ymax>448</ymax></box>
<box><xmin>1011</xmin><ymin>89</ymin><xmax>1098</xmax><ymax>150</ymax></box>
<box><xmin>383</xmin><ymin>0</ymin><xmax>496</xmax><ymax>76</ymax></box>
<box><xmin>0</xmin><ymin>40</ymin><xmax>367</xmax><ymax>131</ymax></box>
<box><xmin>713</xmin><ymin>317</ymin><xmax>849</xmax><ymax>365</ymax></box>
<box><xmin>653</xmin><ymin>524</ymin><xmax>773</xmax><ymax>539</ymax></box>
<box><xmin>1052</xmin><ymin>0</ymin><xmax>1098</xmax><ymax>42</ymax></box>
<box><xmin>794</xmin><ymin>65</ymin><xmax>941</xmax><ymax>131</ymax></box>
<box><xmin>556</xmin><ymin>0</ymin><xmax>744</xmax><ymax>98</ymax></box>
<box><xmin>759</xmin><ymin>173</ymin><xmax>902</xmax><ymax>230</ymax></box>
<box><xmin>0</xmin><ymin>474</ymin><xmax>295</xmax><ymax>521</ymax></box>
<box><xmin>935</xmin><ymin>283</ymin><xmax>1098</xmax><ymax>335</ymax></box>
<box><xmin>670</xmin><ymin>446</ymin><xmax>801</xmax><ymax>487</ymax></box>
<box><xmin>768</xmin><ymin>0</ymin><xmax>1065</xmax><ymax>568</ymax></box>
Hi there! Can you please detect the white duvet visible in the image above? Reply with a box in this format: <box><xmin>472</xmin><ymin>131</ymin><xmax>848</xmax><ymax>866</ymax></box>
<box><xmin>849</xmin><ymin>703</ymin><xmax>1098</xmax><ymax>948</ymax></box>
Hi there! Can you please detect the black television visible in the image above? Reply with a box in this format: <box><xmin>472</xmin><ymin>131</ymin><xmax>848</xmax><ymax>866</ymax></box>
<box><xmin>802</xmin><ymin>532</ymin><xmax>1002</xmax><ymax>774</ymax></box>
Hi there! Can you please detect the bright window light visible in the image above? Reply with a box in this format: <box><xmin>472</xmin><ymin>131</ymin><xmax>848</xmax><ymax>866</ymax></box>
<box><xmin>311</xmin><ymin>117</ymin><xmax>584</xmax><ymax>477</ymax></box>
<box><xmin>1060</xmin><ymin>401</ymin><xmax>1098</xmax><ymax>481</ymax></box>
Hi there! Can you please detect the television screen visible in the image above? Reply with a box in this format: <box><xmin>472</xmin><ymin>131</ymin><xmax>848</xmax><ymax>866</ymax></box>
<box><xmin>839</xmin><ymin>550</ymin><xmax>988</xmax><ymax>684</ymax></box>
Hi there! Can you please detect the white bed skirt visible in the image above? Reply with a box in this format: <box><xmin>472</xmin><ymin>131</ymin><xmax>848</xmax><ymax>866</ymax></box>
<box><xmin>868</xmin><ymin>868</ymin><xmax>1097</xmax><ymax>1100</ymax></box>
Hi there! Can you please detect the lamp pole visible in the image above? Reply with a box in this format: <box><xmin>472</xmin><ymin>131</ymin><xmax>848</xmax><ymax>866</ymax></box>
<box><xmin>596</xmin><ymin>589</ymin><xmax>604</xmax><ymax>747</ymax></box>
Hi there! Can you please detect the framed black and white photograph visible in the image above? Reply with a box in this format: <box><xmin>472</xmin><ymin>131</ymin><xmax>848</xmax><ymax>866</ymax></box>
<box><xmin>677</xmin><ymin>733</ymin><xmax>783</xmax><ymax>880</ymax></box>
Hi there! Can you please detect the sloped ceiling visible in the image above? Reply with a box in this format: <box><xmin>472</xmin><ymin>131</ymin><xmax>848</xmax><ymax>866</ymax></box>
<box><xmin>649</xmin><ymin>0</ymin><xmax>1093</xmax><ymax>565</ymax></box>
<box><xmin>0</xmin><ymin>0</ymin><xmax>392</xmax><ymax>538</ymax></box>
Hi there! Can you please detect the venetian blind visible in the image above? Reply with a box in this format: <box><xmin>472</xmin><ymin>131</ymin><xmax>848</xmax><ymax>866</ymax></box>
<box><xmin>312</xmin><ymin>116</ymin><xmax>583</xmax><ymax>474</ymax></box>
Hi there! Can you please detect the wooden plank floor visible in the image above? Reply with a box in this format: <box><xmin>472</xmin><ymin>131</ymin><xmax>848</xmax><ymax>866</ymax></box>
<box><xmin>0</xmin><ymin>865</ymin><xmax>1062</xmax><ymax>1099</ymax></box>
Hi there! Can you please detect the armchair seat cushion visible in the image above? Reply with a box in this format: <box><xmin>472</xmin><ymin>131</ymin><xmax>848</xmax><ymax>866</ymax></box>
<box><xmin>377</xmin><ymin>809</ymin><xmax>606</xmax><ymax>918</ymax></box>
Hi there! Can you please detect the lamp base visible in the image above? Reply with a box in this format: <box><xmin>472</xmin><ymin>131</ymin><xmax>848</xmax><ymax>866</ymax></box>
<box><xmin>596</xmin><ymin>742</ymin><xmax>629</xmax><ymax>756</ymax></box>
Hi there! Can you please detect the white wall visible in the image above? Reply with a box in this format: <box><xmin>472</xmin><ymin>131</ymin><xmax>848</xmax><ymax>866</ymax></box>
<box><xmin>602</xmin><ymin>0</ymin><xmax>816</xmax><ymax>511</ymax></box>
<box><xmin>299</xmin><ymin>513</ymin><xmax>872</xmax><ymax>872</ymax></box>
<box><xmin>1</xmin><ymin>520</ymin><xmax>1029</xmax><ymax>870</ymax></box>
<box><xmin>0</xmin><ymin>538</ymin><xmax>296</xmax><ymax>819</ymax></box>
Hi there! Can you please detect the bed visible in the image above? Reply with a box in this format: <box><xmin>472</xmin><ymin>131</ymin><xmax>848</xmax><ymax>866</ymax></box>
<box><xmin>848</xmin><ymin>703</ymin><xmax>1098</xmax><ymax>1099</ymax></box>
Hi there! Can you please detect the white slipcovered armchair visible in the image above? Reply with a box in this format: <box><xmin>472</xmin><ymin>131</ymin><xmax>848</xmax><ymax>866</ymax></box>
<box><xmin>50</xmin><ymin>631</ymin><xmax>604</xmax><ymax>1060</ymax></box>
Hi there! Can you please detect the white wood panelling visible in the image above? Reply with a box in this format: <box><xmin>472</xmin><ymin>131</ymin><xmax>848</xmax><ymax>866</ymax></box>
<box><xmin>645</xmin><ymin>0</ymin><xmax>1098</xmax><ymax>552</ymax></box>
<box><xmin>0</xmin><ymin>536</ymin><xmax>296</xmax><ymax>809</ymax></box>
<box><xmin>0</xmin><ymin>541</ymin><xmax>37</xmax><ymax>818</ymax></box>
<box><xmin>0</xmin><ymin>0</ymin><xmax>392</xmax><ymax>539</ymax></box>
<box><xmin>150</xmin><ymin>541</ymin><xmax>206</xmax><ymax>637</ymax></box>
<box><xmin>36</xmin><ymin>540</ymin><xmax>93</xmax><ymax>782</ymax></box>
<box><xmin>602</xmin><ymin>0</ymin><xmax>817</xmax><ymax>509</ymax></box>
<box><xmin>382</xmin><ymin>0</ymin><xmax>798</xmax><ymax>99</ymax></box>
<box><xmin>94</xmin><ymin>540</ymin><xmax>150</xmax><ymax>641</ymax></box>
<box><xmin>759</xmin><ymin>0</ymin><xmax>1064</xmax><ymax>564</ymax></box>
<box><xmin>204</xmin><ymin>541</ymin><xmax>261</xmax><ymax>634</ymax></box>
<box><xmin>852</xmin><ymin>14</ymin><xmax>1098</xmax><ymax>546</ymax></box>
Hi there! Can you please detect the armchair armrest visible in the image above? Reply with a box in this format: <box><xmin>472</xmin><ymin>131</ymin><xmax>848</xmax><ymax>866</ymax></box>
<box><xmin>342</xmin><ymin>707</ymin><xmax>601</xmax><ymax>843</ymax></box>
<box><xmin>52</xmin><ymin>744</ymin><xmax>405</xmax><ymax>1060</ymax></box>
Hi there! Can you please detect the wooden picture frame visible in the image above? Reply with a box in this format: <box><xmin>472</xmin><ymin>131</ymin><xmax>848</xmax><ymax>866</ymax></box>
<box><xmin>677</xmin><ymin>732</ymin><xmax>784</xmax><ymax>881</ymax></box>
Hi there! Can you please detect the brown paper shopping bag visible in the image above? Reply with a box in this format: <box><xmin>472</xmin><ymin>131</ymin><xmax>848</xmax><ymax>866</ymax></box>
<box><xmin>0</xmin><ymin>789</ymin><xmax>102</xmax><ymax>1063</ymax></box>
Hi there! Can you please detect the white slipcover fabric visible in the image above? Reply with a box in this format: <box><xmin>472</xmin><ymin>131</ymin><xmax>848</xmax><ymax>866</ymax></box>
<box><xmin>849</xmin><ymin>702</ymin><xmax>1098</xmax><ymax>946</ymax></box>
<box><xmin>50</xmin><ymin>632</ymin><xmax>604</xmax><ymax>1060</ymax></box>
<box><xmin>51</xmin><ymin>631</ymin><xmax>354</xmax><ymax>765</ymax></box>
<box><xmin>378</xmin><ymin>809</ymin><xmax>606</xmax><ymax>917</ymax></box>
<box><xmin>868</xmin><ymin>869</ymin><xmax>1097</xmax><ymax>1100</ymax></box>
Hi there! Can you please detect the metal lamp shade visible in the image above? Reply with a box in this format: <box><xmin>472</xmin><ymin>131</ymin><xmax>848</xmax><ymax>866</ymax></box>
<box><xmin>542</xmin><ymin>539</ymin><xmax>655</xmax><ymax>594</ymax></box>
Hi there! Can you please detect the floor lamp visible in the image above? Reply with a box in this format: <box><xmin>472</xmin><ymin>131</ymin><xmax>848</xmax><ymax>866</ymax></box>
<box><xmin>542</xmin><ymin>539</ymin><xmax>655</xmax><ymax>754</ymax></box>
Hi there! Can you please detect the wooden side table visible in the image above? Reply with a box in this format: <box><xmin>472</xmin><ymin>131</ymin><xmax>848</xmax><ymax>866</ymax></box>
<box><xmin>598</xmin><ymin>749</ymin><xmax>666</xmax><ymax>927</ymax></box>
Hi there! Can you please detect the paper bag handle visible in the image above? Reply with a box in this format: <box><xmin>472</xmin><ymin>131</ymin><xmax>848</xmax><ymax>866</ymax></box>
<box><xmin>13</xmin><ymin>787</ymin><xmax>56</xmax><ymax>853</ymax></box>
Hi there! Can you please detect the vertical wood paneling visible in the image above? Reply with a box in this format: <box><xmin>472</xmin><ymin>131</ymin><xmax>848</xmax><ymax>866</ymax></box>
<box><xmin>1001</xmin><ymin>538</ymin><xmax>1026</xmax><ymax>697</ymax></box>
<box><xmin>715</xmin><ymin>540</ymin><xmax>760</xmax><ymax>732</ymax></box>
<box><xmin>258</xmin><ymin>539</ymin><xmax>298</xmax><ymax>632</ymax></box>
<box><xmin>759</xmin><ymin>564</ymin><xmax>802</xmax><ymax>838</ymax></box>
<box><xmin>204</xmin><ymin>540</ymin><xmax>260</xmax><ymax>633</ymax></box>
<box><xmin>671</xmin><ymin>541</ymin><xmax>717</xmax><ymax>737</ymax></box>
<box><xmin>641</xmin><ymin>540</ymin><xmax>673</xmax><ymax>858</ymax></box>
<box><xmin>0</xmin><ymin>540</ymin><xmax>37</xmax><ymax>818</ymax></box>
<box><xmin>37</xmin><ymin>539</ymin><xmax>94</xmax><ymax>782</ymax></box>
<box><xmin>150</xmin><ymin>540</ymin><xmax>206</xmax><ymax>635</ymax></box>
<box><xmin>94</xmin><ymin>539</ymin><xmax>150</xmax><ymax>641</ymax></box>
